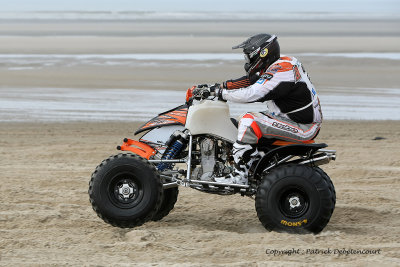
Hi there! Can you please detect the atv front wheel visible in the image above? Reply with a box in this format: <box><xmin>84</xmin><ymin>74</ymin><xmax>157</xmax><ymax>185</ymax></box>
<box><xmin>255</xmin><ymin>164</ymin><xmax>335</xmax><ymax>233</ymax></box>
<box><xmin>89</xmin><ymin>153</ymin><xmax>163</xmax><ymax>228</ymax></box>
<box><xmin>152</xmin><ymin>187</ymin><xmax>179</xmax><ymax>221</ymax></box>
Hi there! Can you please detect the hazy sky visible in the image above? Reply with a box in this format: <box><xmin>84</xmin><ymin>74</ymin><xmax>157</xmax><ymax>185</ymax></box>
<box><xmin>0</xmin><ymin>0</ymin><xmax>398</xmax><ymax>13</ymax></box>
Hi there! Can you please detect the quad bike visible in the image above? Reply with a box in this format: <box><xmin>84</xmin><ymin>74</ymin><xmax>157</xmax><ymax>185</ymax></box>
<box><xmin>89</xmin><ymin>88</ymin><xmax>336</xmax><ymax>233</ymax></box>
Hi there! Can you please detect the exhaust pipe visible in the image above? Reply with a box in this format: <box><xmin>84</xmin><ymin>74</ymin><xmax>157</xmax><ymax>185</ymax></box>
<box><xmin>300</xmin><ymin>152</ymin><xmax>336</xmax><ymax>166</ymax></box>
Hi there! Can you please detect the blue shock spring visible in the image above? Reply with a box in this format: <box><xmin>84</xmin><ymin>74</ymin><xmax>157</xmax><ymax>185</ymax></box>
<box><xmin>157</xmin><ymin>140</ymin><xmax>184</xmax><ymax>171</ymax></box>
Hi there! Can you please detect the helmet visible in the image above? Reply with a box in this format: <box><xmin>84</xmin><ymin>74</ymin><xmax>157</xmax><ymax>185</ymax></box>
<box><xmin>233</xmin><ymin>33</ymin><xmax>280</xmax><ymax>76</ymax></box>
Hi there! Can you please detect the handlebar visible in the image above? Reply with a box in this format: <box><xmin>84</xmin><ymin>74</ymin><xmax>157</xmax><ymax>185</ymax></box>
<box><xmin>192</xmin><ymin>87</ymin><xmax>211</xmax><ymax>100</ymax></box>
<box><xmin>186</xmin><ymin>86</ymin><xmax>218</xmax><ymax>106</ymax></box>
<box><xmin>185</xmin><ymin>83</ymin><xmax>224</xmax><ymax>106</ymax></box>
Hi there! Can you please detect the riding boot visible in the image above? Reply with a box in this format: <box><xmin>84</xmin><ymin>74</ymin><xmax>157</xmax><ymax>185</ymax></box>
<box><xmin>214</xmin><ymin>142</ymin><xmax>259</xmax><ymax>185</ymax></box>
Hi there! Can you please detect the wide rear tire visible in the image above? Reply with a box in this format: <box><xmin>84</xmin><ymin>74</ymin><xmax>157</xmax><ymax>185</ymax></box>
<box><xmin>255</xmin><ymin>164</ymin><xmax>335</xmax><ymax>233</ymax></box>
<box><xmin>89</xmin><ymin>153</ymin><xmax>163</xmax><ymax>228</ymax></box>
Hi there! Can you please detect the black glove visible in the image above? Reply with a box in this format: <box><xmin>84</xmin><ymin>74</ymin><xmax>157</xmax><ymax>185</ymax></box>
<box><xmin>210</xmin><ymin>83</ymin><xmax>225</xmax><ymax>101</ymax></box>
<box><xmin>209</xmin><ymin>83</ymin><xmax>220</xmax><ymax>92</ymax></box>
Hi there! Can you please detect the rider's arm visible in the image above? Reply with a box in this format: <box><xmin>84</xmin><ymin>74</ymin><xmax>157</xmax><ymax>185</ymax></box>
<box><xmin>220</xmin><ymin>67</ymin><xmax>295</xmax><ymax>103</ymax></box>
<box><xmin>223</xmin><ymin>76</ymin><xmax>250</xmax><ymax>89</ymax></box>
<box><xmin>222</xmin><ymin>74</ymin><xmax>260</xmax><ymax>90</ymax></box>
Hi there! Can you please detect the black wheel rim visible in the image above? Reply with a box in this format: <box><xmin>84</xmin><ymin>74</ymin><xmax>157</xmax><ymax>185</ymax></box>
<box><xmin>278</xmin><ymin>186</ymin><xmax>309</xmax><ymax>219</ymax></box>
<box><xmin>108</xmin><ymin>172</ymin><xmax>144</xmax><ymax>209</ymax></box>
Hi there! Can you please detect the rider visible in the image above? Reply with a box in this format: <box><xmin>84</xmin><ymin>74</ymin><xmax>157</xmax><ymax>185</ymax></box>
<box><xmin>188</xmin><ymin>33</ymin><xmax>323</xmax><ymax>185</ymax></box>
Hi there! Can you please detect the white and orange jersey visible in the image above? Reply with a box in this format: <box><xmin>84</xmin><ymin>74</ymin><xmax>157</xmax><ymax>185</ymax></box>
<box><xmin>221</xmin><ymin>56</ymin><xmax>322</xmax><ymax>124</ymax></box>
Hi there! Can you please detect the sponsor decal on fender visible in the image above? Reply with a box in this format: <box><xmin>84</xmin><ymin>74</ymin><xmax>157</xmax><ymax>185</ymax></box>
<box><xmin>281</xmin><ymin>219</ymin><xmax>308</xmax><ymax>227</ymax></box>
<box><xmin>272</xmin><ymin>122</ymin><xmax>299</xmax><ymax>133</ymax></box>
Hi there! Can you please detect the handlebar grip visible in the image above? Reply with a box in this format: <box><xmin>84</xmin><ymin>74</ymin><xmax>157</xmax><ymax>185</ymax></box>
<box><xmin>201</xmin><ymin>90</ymin><xmax>210</xmax><ymax>98</ymax></box>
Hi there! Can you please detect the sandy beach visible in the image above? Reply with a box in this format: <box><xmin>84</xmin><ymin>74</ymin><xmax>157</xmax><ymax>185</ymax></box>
<box><xmin>0</xmin><ymin>121</ymin><xmax>399</xmax><ymax>266</ymax></box>
<box><xmin>1</xmin><ymin>16</ymin><xmax>400</xmax><ymax>266</ymax></box>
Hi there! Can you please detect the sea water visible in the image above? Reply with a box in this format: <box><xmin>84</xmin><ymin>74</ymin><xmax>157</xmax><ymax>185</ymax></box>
<box><xmin>0</xmin><ymin>87</ymin><xmax>399</xmax><ymax>122</ymax></box>
<box><xmin>1</xmin><ymin>53</ymin><xmax>400</xmax><ymax>71</ymax></box>
<box><xmin>1</xmin><ymin>52</ymin><xmax>399</xmax><ymax>122</ymax></box>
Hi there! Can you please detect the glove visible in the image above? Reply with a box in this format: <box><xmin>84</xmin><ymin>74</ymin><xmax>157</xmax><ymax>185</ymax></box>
<box><xmin>210</xmin><ymin>83</ymin><xmax>225</xmax><ymax>101</ymax></box>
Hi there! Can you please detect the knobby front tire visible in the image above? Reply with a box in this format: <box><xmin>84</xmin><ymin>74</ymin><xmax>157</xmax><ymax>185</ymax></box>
<box><xmin>89</xmin><ymin>153</ymin><xmax>163</xmax><ymax>228</ymax></box>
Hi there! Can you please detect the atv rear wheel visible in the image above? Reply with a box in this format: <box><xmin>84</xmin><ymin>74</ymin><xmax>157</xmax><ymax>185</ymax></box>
<box><xmin>89</xmin><ymin>153</ymin><xmax>163</xmax><ymax>228</ymax></box>
<box><xmin>152</xmin><ymin>187</ymin><xmax>179</xmax><ymax>221</ymax></box>
<box><xmin>255</xmin><ymin>164</ymin><xmax>335</xmax><ymax>233</ymax></box>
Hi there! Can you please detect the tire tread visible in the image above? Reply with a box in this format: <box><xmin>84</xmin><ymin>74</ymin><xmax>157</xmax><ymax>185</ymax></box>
<box><xmin>255</xmin><ymin>164</ymin><xmax>336</xmax><ymax>233</ymax></box>
<box><xmin>88</xmin><ymin>153</ymin><xmax>163</xmax><ymax>228</ymax></box>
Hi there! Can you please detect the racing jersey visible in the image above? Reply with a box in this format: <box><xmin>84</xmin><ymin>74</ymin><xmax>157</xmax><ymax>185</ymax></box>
<box><xmin>221</xmin><ymin>56</ymin><xmax>322</xmax><ymax>124</ymax></box>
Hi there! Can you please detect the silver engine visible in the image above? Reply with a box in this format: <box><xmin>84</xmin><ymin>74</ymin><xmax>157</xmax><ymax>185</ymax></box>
<box><xmin>191</xmin><ymin>137</ymin><xmax>232</xmax><ymax>181</ymax></box>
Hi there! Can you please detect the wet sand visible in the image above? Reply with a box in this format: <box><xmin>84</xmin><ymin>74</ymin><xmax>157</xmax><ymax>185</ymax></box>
<box><xmin>0</xmin><ymin>19</ymin><xmax>399</xmax><ymax>90</ymax></box>
<box><xmin>0</xmin><ymin>121</ymin><xmax>399</xmax><ymax>266</ymax></box>
<box><xmin>1</xmin><ymin>54</ymin><xmax>400</xmax><ymax>90</ymax></box>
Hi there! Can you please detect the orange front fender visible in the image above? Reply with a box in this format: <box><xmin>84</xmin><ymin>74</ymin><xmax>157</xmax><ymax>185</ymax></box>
<box><xmin>117</xmin><ymin>138</ymin><xmax>156</xmax><ymax>159</ymax></box>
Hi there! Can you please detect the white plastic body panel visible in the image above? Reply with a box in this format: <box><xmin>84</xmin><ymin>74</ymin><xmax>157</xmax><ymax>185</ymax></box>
<box><xmin>185</xmin><ymin>100</ymin><xmax>237</xmax><ymax>143</ymax></box>
<box><xmin>140</xmin><ymin>125</ymin><xmax>185</xmax><ymax>145</ymax></box>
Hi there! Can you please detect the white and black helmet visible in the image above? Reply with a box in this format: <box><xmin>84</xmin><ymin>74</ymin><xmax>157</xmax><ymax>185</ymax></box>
<box><xmin>233</xmin><ymin>33</ymin><xmax>280</xmax><ymax>76</ymax></box>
